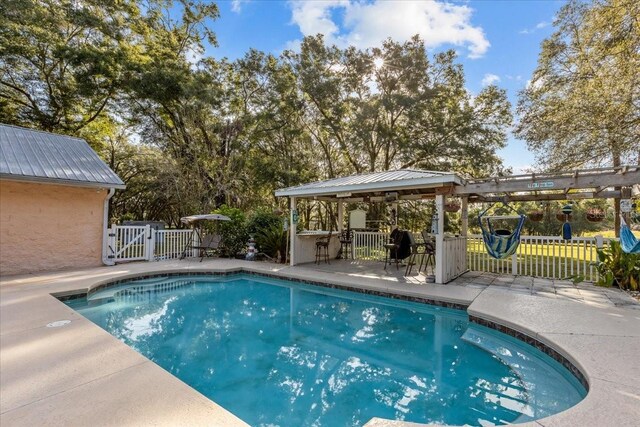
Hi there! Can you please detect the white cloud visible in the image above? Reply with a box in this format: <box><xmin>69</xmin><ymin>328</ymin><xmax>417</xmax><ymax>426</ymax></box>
<box><xmin>519</xmin><ymin>21</ymin><xmax>550</xmax><ymax>35</ymax></box>
<box><xmin>290</xmin><ymin>1</ymin><xmax>346</xmax><ymax>37</ymax></box>
<box><xmin>481</xmin><ymin>73</ymin><xmax>500</xmax><ymax>86</ymax></box>
<box><xmin>288</xmin><ymin>0</ymin><xmax>489</xmax><ymax>58</ymax></box>
<box><xmin>231</xmin><ymin>0</ymin><xmax>249</xmax><ymax>13</ymax></box>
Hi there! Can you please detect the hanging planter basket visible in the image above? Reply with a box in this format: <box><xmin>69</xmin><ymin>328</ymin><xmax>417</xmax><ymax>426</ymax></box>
<box><xmin>586</xmin><ymin>209</ymin><xmax>605</xmax><ymax>222</ymax></box>
<box><xmin>528</xmin><ymin>211</ymin><xmax>544</xmax><ymax>222</ymax></box>
<box><xmin>556</xmin><ymin>213</ymin><xmax>572</xmax><ymax>221</ymax></box>
<box><xmin>444</xmin><ymin>202</ymin><xmax>461</xmax><ymax>213</ymax></box>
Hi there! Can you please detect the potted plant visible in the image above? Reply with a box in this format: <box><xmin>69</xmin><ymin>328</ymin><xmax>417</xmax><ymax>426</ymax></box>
<box><xmin>444</xmin><ymin>201</ymin><xmax>461</xmax><ymax>212</ymax></box>
<box><xmin>586</xmin><ymin>208</ymin><xmax>605</xmax><ymax>222</ymax></box>
<box><xmin>528</xmin><ymin>210</ymin><xmax>544</xmax><ymax>222</ymax></box>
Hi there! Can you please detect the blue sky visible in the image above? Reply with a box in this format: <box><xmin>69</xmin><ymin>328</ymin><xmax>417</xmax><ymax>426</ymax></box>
<box><xmin>200</xmin><ymin>0</ymin><xmax>565</xmax><ymax>174</ymax></box>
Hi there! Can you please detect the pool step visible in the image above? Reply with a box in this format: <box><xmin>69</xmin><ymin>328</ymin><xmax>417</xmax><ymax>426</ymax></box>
<box><xmin>87</xmin><ymin>277</ymin><xmax>196</xmax><ymax>301</ymax></box>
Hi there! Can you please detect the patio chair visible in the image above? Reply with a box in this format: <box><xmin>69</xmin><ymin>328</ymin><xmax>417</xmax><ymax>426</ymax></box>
<box><xmin>193</xmin><ymin>234</ymin><xmax>223</xmax><ymax>262</ymax></box>
<box><xmin>315</xmin><ymin>231</ymin><xmax>333</xmax><ymax>264</ymax></box>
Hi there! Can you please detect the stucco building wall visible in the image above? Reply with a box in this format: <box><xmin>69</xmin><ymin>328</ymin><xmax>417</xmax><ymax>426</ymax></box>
<box><xmin>0</xmin><ymin>180</ymin><xmax>107</xmax><ymax>276</ymax></box>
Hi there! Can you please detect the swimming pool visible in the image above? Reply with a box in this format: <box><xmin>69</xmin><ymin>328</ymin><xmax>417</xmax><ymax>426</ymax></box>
<box><xmin>66</xmin><ymin>274</ymin><xmax>586</xmax><ymax>426</ymax></box>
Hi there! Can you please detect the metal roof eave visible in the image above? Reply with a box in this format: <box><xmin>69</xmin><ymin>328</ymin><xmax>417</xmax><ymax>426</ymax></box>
<box><xmin>275</xmin><ymin>174</ymin><xmax>464</xmax><ymax>198</ymax></box>
<box><xmin>1</xmin><ymin>174</ymin><xmax>126</xmax><ymax>190</ymax></box>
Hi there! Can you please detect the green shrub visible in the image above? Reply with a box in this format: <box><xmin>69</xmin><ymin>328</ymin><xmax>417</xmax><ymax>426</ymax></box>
<box><xmin>255</xmin><ymin>223</ymin><xmax>288</xmax><ymax>262</ymax></box>
<box><xmin>592</xmin><ymin>240</ymin><xmax>639</xmax><ymax>290</ymax></box>
<box><xmin>212</xmin><ymin>205</ymin><xmax>249</xmax><ymax>258</ymax></box>
<box><xmin>247</xmin><ymin>209</ymin><xmax>283</xmax><ymax>236</ymax></box>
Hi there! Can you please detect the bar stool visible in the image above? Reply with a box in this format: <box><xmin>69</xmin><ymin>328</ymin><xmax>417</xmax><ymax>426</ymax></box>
<box><xmin>339</xmin><ymin>229</ymin><xmax>354</xmax><ymax>259</ymax></box>
<box><xmin>421</xmin><ymin>241</ymin><xmax>435</xmax><ymax>274</ymax></box>
<box><xmin>384</xmin><ymin>229</ymin><xmax>403</xmax><ymax>270</ymax></box>
<box><xmin>405</xmin><ymin>232</ymin><xmax>425</xmax><ymax>276</ymax></box>
<box><xmin>315</xmin><ymin>231</ymin><xmax>332</xmax><ymax>264</ymax></box>
<box><xmin>420</xmin><ymin>230</ymin><xmax>436</xmax><ymax>275</ymax></box>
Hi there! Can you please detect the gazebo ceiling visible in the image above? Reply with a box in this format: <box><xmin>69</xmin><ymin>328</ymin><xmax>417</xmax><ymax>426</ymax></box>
<box><xmin>275</xmin><ymin>166</ymin><xmax>640</xmax><ymax>203</ymax></box>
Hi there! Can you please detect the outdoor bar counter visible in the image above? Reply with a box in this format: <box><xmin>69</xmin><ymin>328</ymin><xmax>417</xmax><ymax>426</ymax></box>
<box><xmin>294</xmin><ymin>230</ymin><xmax>341</xmax><ymax>264</ymax></box>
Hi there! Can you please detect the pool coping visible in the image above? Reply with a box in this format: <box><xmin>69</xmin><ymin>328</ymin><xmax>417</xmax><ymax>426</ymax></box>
<box><xmin>2</xmin><ymin>259</ymin><xmax>639</xmax><ymax>426</ymax></box>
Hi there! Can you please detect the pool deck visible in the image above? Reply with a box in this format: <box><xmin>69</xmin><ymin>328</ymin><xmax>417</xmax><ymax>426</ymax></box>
<box><xmin>1</xmin><ymin>259</ymin><xmax>639</xmax><ymax>426</ymax></box>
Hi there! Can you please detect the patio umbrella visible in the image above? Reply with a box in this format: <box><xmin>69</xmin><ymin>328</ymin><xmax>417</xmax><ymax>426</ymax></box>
<box><xmin>179</xmin><ymin>214</ymin><xmax>232</xmax><ymax>260</ymax></box>
<box><xmin>180</xmin><ymin>214</ymin><xmax>231</xmax><ymax>225</ymax></box>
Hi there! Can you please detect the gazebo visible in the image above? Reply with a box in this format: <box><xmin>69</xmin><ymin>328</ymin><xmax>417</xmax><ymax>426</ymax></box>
<box><xmin>275</xmin><ymin>166</ymin><xmax>639</xmax><ymax>284</ymax></box>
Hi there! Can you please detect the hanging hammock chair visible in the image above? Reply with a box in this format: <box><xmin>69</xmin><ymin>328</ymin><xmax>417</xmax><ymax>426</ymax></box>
<box><xmin>620</xmin><ymin>215</ymin><xmax>640</xmax><ymax>254</ymax></box>
<box><xmin>478</xmin><ymin>203</ymin><xmax>527</xmax><ymax>260</ymax></box>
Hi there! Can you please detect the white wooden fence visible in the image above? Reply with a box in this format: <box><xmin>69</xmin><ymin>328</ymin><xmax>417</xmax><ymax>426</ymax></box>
<box><xmin>352</xmin><ymin>231</ymin><xmax>388</xmax><ymax>261</ymax></box>
<box><xmin>154</xmin><ymin>229</ymin><xmax>194</xmax><ymax>260</ymax></box>
<box><xmin>108</xmin><ymin>226</ymin><xmax>608</xmax><ymax>282</ymax></box>
<box><xmin>351</xmin><ymin>230</ymin><xmax>607</xmax><ymax>282</ymax></box>
<box><xmin>467</xmin><ymin>234</ymin><xmax>607</xmax><ymax>281</ymax></box>
<box><xmin>107</xmin><ymin>225</ymin><xmax>195</xmax><ymax>263</ymax></box>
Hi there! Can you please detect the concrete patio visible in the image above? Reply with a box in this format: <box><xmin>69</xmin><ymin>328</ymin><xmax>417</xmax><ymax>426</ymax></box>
<box><xmin>304</xmin><ymin>258</ymin><xmax>639</xmax><ymax>309</ymax></box>
<box><xmin>1</xmin><ymin>259</ymin><xmax>639</xmax><ymax>426</ymax></box>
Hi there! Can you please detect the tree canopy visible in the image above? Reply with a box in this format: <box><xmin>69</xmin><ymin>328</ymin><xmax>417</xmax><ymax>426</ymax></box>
<box><xmin>515</xmin><ymin>0</ymin><xmax>639</xmax><ymax>236</ymax></box>
<box><xmin>516</xmin><ymin>0</ymin><xmax>640</xmax><ymax>170</ymax></box>
<box><xmin>2</xmin><ymin>1</ymin><xmax>515</xmax><ymax>226</ymax></box>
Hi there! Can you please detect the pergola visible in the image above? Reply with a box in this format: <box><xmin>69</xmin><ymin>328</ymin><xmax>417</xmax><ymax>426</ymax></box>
<box><xmin>275</xmin><ymin>166</ymin><xmax>639</xmax><ymax>283</ymax></box>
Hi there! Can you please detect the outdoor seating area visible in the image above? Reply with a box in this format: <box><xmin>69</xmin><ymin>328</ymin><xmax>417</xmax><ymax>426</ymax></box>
<box><xmin>275</xmin><ymin>166</ymin><xmax>639</xmax><ymax>285</ymax></box>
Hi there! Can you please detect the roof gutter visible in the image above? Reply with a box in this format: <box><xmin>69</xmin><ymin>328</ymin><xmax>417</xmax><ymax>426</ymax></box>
<box><xmin>0</xmin><ymin>174</ymin><xmax>126</xmax><ymax>190</ymax></box>
<box><xmin>102</xmin><ymin>187</ymin><xmax>116</xmax><ymax>266</ymax></box>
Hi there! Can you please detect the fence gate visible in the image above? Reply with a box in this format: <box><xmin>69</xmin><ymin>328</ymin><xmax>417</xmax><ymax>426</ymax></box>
<box><xmin>108</xmin><ymin>225</ymin><xmax>154</xmax><ymax>263</ymax></box>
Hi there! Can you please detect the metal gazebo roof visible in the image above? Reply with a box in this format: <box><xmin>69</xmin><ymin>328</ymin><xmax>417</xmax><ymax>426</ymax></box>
<box><xmin>275</xmin><ymin>169</ymin><xmax>465</xmax><ymax>200</ymax></box>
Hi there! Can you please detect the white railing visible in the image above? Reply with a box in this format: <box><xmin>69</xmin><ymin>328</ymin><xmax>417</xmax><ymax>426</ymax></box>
<box><xmin>154</xmin><ymin>230</ymin><xmax>194</xmax><ymax>260</ymax></box>
<box><xmin>108</xmin><ymin>226</ymin><xmax>196</xmax><ymax>263</ymax></box>
<box><xmin>467</xmin><ymin>234</ymin><xmax>608</xmax><ymax>281</ymax></box>
<box><xmin>353</xmin><ymin>231</ymin><xmax>388</xmax><ymax>261</ymax></box>
<box><xmin>441</xmin><ymin>237</ymin><xmax>467</xmax><ymax>283</ymax></box>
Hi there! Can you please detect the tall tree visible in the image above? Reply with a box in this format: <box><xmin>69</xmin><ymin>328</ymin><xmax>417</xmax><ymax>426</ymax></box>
<box><xmin>1</xmin><ymin>0</ymin><xmax>141</xmax><ymax>144</ymax></box>
<box><xmin>516</xmin><ymin>0</ymin><xmax>639</xmax><ymax>234</ymax></box>
<box><xmin>282</xmin><ymin>35</ymin><xmax>512</xmax><ymax>177</ymax></box>
<box><xmin>0</xmin><ymin>0</ymin><xmax>218</xmax><ymax>148</ymax></box>
<box><xmin>516</xmin><ymin>0</ymin><xmax>639</xmax><ymax>166</ymax></box>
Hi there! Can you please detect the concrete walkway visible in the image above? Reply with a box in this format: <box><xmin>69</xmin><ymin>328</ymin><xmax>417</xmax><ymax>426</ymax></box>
<box><xmin>1</xmin><ymin>259</ymin><xmax>639</xmax><ymax>426</ymax></box>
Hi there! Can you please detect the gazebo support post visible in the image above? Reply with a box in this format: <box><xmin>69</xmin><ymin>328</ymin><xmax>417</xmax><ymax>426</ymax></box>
<box><xmin>289</xmin><ymin>196</ymin><xmax>297</xmax><ymax>266</ymax></box>
<box><xmin>461</xmin><ymin>196</ymin><xmax>468</xmax><ymax>237</ymax></box>
<box><xmin>435</xmin><ymin>194</ymin><xmax>445</xmax><ymax>284</ymax></box>
<box><xmin>337</xmin><ymin>202</ymin><xmax>344</xmax><ymax>232</ymax></box>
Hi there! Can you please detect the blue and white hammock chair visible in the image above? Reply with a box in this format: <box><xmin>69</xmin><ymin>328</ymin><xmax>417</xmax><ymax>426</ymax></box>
<box><xmin>620</xmin><ymin>215</ymin><xmax>640</xmax><ymax>254</ymax></box>
<box><xmin>478</xmin><ymin>203</ymin><xmax>526</xmax><ymax>260</ymax></box>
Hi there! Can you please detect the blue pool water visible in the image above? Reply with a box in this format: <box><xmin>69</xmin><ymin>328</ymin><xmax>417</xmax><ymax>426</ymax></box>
<box><xmin>66</xmin><ymin>274</ymin><xmax>586</xmax><ymax>426</ymax></box>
